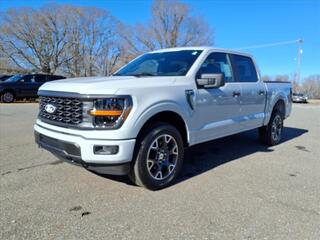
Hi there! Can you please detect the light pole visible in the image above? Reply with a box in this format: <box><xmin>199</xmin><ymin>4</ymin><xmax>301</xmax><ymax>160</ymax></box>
<box><xmin>296</xmin><ymin>38</ymin><xmax>303</xmax><ymax>85</ymax></box>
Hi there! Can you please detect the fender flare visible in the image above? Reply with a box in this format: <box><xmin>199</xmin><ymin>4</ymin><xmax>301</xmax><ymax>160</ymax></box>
<box><xmin>264</xmin><ymin>93</ymin><xmax>287</xmax><ymax>125</ymax></box>
<box><xmin>132</xmin><ymin>101</ymin><xmax>192</xmax><ymax>143</ymax></box>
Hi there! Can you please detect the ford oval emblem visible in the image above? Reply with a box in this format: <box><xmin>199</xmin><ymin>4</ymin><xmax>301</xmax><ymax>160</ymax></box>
<box><xmin>45</xmin><ymin>104</ymin><xmax>57</xmax><ymax>114</ymax></box>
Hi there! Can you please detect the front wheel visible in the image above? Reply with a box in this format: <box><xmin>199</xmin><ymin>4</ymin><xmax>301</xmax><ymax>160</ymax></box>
<box><xmin>129</xmin><ymin>122</ymin><xmax>184</xmax><ymax>190</ymax></box>
<box><xmin>259</xmin><ymin>110</ymin><xmax>283</xmax><ymax>146</ymax></box>
<box><xmin>1</xmin><ymin>91</ymin><xmax>15</xmax><ymax>103</ymax></box>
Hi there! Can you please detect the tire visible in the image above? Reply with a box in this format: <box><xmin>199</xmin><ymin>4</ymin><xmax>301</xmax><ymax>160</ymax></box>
<box><xmin>0</xmin><ymin>91</ymin><xmax>15</xmax><ymax>103</ymax></box>
<box><xmin>129</xmin><ymin>122</ymin><xmax>184</xmax><ymax>190</ymax></box>
<box><xmin>259</xmin><ymin>109</ymin><xmax>283</xmax><ymax>146</ymax></box>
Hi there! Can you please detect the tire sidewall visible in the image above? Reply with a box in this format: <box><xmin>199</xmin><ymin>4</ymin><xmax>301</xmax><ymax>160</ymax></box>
<box><xmin>1</xmin><ymin>92</ymin><xmax>14</xmax><ymax>103</ymax></box>
<box><xmin>267</xmin><ymin>110</ymin><xmax>283</xmax><ymax>145</ymax></box>
<box><xmin>133</xmin><ymin>123</ymin><xmax>184</xmax><ymax>190</ymax></box>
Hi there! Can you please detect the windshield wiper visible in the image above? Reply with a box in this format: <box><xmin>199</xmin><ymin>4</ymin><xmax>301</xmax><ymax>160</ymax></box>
<box><xmin>130</xmin><ymin>72</ymin><xmax>156</xmax><ymax>77</ymax></box>
<box><xmin>113</xmin><ymin>72</ymin><xmax>156</xmax><ymax>77</ymax></box>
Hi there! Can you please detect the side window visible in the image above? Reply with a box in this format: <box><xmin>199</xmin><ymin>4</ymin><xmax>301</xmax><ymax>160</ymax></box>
<box><xmin>34</xmin><ymin>75</ymin><xmax>47</xmax><ymax>83</ymax></box>
<box><xmin>20</xmin><ymin>75</ymin><xmax>32</xmax><ymax>83</ymax></box>
<box><xmin>46</xmin><ymin>75</ymin><xmax>56</xmax><ymax>81</ymax></box>
<box><xmin>231</xmin><ymin>55</ymin><xmax>258</xmax><ymax>82</ymax></box>
<box><xmin>53</xmin><ymin>76</ymin><xmax>65</xmax><ymax>80</ymax></box>
<box><xmin>197</xmin><ymin>52</ymin><xmax>233</xmax><ymax>82</ymax></box>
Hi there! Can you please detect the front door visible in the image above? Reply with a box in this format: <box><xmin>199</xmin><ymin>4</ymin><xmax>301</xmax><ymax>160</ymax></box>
<box><xmin>192</xmin><ymin>52</ymin><xmax>242</xmax><ymax>144</ymax></box>
<box><xmin>16</xmin><ymin>75</ymin><xmax>34</xmax><ymax>97</ymax></box>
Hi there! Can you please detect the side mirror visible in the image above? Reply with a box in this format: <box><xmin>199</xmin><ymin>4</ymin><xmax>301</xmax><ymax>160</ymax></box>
<box><xmin>197</xmin><ymin>73</ymin><xmax>225</xmax><ymax>88</ymax></box>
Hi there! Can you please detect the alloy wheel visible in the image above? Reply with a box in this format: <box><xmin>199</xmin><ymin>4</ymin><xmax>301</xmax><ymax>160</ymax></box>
<box><xmin>146</xmin><ymin>134</ymin><xmax>179</xmax><ymax>180</ymax></box>
<box><xmin>271</xmin><ymin>115</ymin><xmax>282</xmax><ymax>142</ymax></box>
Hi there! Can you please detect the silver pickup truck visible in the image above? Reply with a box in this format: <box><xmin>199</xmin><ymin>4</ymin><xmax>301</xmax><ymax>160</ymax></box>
<box><xmin>34</xmin><ymin>47</ymin><xmax>292</xmax><ymax>189</ymax></box>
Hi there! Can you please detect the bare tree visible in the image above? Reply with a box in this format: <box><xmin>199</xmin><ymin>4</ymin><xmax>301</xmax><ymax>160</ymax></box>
<box><xmin>0</xmin><ymin>5</ymin><xmax>122</xmax><ymax>76</ymax></box>
<box><xmin>120</xmin><ymin>0</ymin><xmax>213</xmax><ymax>56</ymax></box>
<box><xmin>62</xmin><ymin>6</ymin><xmax>121</xmax><ymax>76</ymax></box>
<box><xmin>261</xmin><ymin>75</ymin><xmax>271</xmax><ymax>81</ymax></box>
<box><xmin>0</xmin><ymin>1</ymin><xmax>214</xmax><ymax>76</ymax></box>
<box><xmin>302</xmin><ymin>75</ymin><xmax>320</xmax><ymax>99</ymax></box>
<box><xmin>274</xmin><ymin>74</ymin><xmax>289</xmax><ymax>82</ymax></box>
<box><xmin>0</xmin><ymin>6</ymin><xmax>72</xmax><ymax>74</ymax></box>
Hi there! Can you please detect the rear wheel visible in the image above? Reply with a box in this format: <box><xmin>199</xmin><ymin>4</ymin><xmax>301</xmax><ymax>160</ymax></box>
<box><xmin>1</xmin><ymin>91</ymin><xmax>14</xmax><ymax>103</ymax></box>
<box><xmin>259</xmin><ymin>110</ymin><xmax>283</xmax><ymax>146</ymax></box>
<box><xmin>129</xmin><ymin>122</ymin><xmax>184</xmax><ymax>190</ymax></box>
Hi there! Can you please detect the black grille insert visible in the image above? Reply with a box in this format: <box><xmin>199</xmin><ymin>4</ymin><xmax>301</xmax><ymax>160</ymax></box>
<box><xmin>39</xmin><ymin>96</ymin><xmax>83</xmax><ymax>125</ymax></box>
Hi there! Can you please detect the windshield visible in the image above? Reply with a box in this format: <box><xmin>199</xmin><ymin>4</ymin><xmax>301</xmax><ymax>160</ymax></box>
<box><xmin>293</xmin><ymin>93</ymin><xmax>304</xmax><ymax>97</ymax></box>
<box><xmin>5</xmin><ymin>74</ymin><xmax>23</xmax><ymax>82</ymax></box>
<box><xmin>114</xmin><ymin>50</ymin><xmax>203</xmax><ymax>77</ymax></box>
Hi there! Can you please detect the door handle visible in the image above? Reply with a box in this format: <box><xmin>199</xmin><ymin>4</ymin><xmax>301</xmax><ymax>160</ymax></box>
<box><xmin>233</xmin><ymin>91</ymin><xmax>241</xmax><ymax>97</ymax></box>
<box><xmin>258</xmin><ymin>90</ymin><xmax>265</xmax><ymax>95</ymax></box>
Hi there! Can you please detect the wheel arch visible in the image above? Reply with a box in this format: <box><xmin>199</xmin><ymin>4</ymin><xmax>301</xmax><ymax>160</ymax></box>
<box><xmin>273</xmin><ymin>98</ymin><xmax>286</xmax><ymax>118</ymax></box>
<box><xmin>0</xmin><ymin>88</ymin><xmax>16</xmax><ymax>102</ymax></box>
<box><xmin>1</xmin><ymin>88</ymin><xmax>15</xmax><ymax>95</ymax></box>
<box><xmin>135</xmin><ymin>110</ymin><xmax>189</xmax><ymax>147</ymax></box>
<box><xmin>264</xmin><ymin>94</ymin><xmax>287</xmax><ymax>125</ymax></box>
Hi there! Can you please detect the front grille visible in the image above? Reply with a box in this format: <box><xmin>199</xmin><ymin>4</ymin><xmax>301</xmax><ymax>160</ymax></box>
<box><xmin>39</xmin><ymin>96</ymin><xmax>83</xmax><ymax>125</ymax></box>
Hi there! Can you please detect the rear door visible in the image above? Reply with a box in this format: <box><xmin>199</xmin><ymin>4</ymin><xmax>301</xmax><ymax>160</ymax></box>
<box><xmin>193</xmin><ymin>52</ymin><xmax>242</xmax><ymax>143</ymax></box>
<box><xmin>230</xmin><ymin>54</ymin><xmax>266</xmax><ymax>130</ymax></box>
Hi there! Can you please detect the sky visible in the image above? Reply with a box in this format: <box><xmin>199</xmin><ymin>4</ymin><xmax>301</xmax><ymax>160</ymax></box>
<box><xmin>0</xmin><ymin>0</ymin><xmax>319</xmax><ymax>78</ymax></box>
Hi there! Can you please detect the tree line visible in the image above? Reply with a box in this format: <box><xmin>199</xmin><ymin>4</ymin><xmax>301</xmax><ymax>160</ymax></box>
<box><xmin>0</xmin><ymin>0</ymin><xmax>319</xmax><ymax>98</ymax></box>
<box><xmin>262</xmin><ymin>74</ymin><xmax>320</xmax><ymax>99</ymax></box>
<box><xmin>0</xmin><ymin>0</ymin><xmax>213</xmax><ymax>77</ymax></box>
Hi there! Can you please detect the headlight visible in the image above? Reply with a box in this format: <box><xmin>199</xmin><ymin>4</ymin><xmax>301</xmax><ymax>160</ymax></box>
<box><xmin>89</xmin><ymin>96</ymin><xmax>132</xmax><ymax>129</ymax></box>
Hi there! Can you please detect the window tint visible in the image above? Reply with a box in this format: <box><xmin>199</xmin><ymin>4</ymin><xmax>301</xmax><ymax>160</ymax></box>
<box><xmin>20</xmin><ymin>75</ymin><xmax>33</xmax><ymax>83</ymax></box>
<box><xmin>50</xmin><ymin>75</ymin><xmax>65</xmax><ymax>80</ymax></box>
<box><xmin>231</xmin><ymin>55</ymin><xmax>258</xmax><ymax>82</ymax></box>
<box><xmin>34</xmin><ymin>75</ymin><xmax>47</xmax><ymax>83</ymax></box>
<box><xmin>197</xmin><ymin>52</ymin><xmax>233</xmax><ymax>82</ymax></box>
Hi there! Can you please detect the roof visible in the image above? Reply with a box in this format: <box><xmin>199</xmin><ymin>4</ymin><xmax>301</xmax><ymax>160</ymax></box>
<box><xmin>151</xmin><ymin>46</ymin><xmax>252</xmax><ymax>57</ymax></box>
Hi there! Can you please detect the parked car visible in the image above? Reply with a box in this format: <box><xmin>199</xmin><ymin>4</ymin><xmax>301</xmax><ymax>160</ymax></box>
<box><xmin>0</xmin><ymin>75</ymin><xmax>13</xmax><ymax>82</ymax></box>
<box><xmin>292</xmin><ymin>93</ymin><xmax>308</xmax><ymax>103</ymax></box>
<box><xmin>34</xmin><ymin>47</ymin><xmax>292</xmax><ymax>190</ymax></box>
<box><xmin>0</xmin><ymin>74</ymin><xmax>65</xmax><ymax>103</ymax></box>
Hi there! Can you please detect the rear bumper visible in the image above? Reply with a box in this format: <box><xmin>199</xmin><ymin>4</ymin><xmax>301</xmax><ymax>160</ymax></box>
<box><xmin>34</xmin><ymin>124</ymin><xmax>136</xmax><ymax>175</ymax></box>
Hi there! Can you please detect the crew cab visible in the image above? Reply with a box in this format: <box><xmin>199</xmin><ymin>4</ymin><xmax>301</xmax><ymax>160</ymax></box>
<box><xmin>0</xmin><ymin>74</ymin><xmax>65</xmax><ymax>103</ymax></box>
<box><xmin>34</xmin><ymin>47</ymin><xmax>292</xmax><ymax>190</ymax></box>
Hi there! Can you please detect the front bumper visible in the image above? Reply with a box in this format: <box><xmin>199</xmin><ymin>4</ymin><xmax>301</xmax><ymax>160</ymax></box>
<box><xmin>34</xmin><ymin>124</ymin><xmax>136</xmax><ymax>175</ymax></box>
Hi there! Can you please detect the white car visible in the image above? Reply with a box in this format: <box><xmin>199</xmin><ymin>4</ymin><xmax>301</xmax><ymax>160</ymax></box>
<box><xmin>292</xmin><ymin>93</ymin><xmax>308</xmax><ymax>103</ymax></box>
<box><xmin>34</xmin><ymin>47</ymin><xmax>292</xmax><ymax>189</ymax></box>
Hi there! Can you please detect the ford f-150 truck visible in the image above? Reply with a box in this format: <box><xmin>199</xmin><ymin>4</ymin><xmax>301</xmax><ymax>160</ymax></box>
<box><xmin>34</xmin><ymin>47</ymin><xmax>292</xmax><ymax>190</ymax></box>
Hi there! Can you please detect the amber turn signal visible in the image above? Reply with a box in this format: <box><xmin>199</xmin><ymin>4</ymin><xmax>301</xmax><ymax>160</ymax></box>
<box><xmin>89</xmin><ymin>109</ymin><xmax>122</xmax><ymax>117</ymax></box>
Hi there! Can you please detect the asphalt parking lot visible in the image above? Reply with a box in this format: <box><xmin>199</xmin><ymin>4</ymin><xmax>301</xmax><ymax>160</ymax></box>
<box><xmin>0</xmin><ymin>103</ymin><xmax>319</xmax><ymax>239</ymax></box>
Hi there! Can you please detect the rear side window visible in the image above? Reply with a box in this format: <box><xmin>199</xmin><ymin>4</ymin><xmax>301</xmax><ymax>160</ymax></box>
<box><xmin>48</xmin><ymin>75</ymin><xmax>65</xmax><ymax>81</ymax></box>
<box><xmin>231</xmin><ymin>55</ymin><xmax>258</xmax><ymax>82</ymax></box>
<box><xmin>34</xmin><ymin>75</ymin><xmax>47</xmax><ymax>83</ymax></box>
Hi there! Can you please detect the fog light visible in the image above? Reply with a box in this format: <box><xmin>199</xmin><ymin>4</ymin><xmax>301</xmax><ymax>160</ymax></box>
<box><xmin>94</xmin><ymin>145</ymin><xmax>119</xmax><ymax>155</ymax></box>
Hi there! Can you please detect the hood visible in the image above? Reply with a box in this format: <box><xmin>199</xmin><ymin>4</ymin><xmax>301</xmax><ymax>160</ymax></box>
<box><xmin>39</xmin><ymin>76</ymin><xmax>176</xmax><ymax>95</ymax></box>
